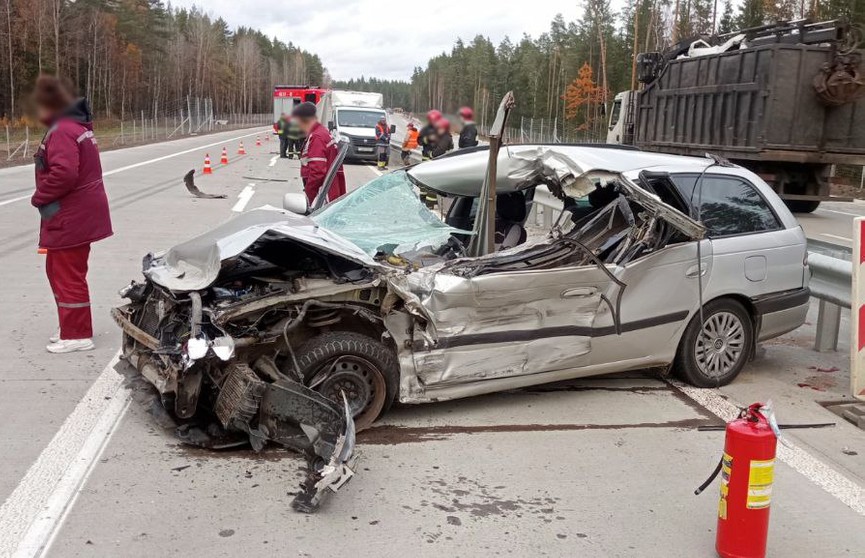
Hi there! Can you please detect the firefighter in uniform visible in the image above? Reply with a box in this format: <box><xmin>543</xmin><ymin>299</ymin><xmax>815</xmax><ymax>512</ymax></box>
<box><xmin>286</xmin><ymin>116</ymin><xmax>303</xmax><ymax>159</ymax></box>
<box><xmin>276</xmin><ymin>112</ymin><xmax>290</xmax><ymax>158</ymax></box>
<box><xmin>458</xmin><ymin>106</ymin><xmax>479</xmax><ymax>148</ymax></box>
<box><xmin>431</xmin><ymin>118</ymin><xmax>454</xmax><ymax>158</ymax></box>
<box><xmin>293</xmin><ymin>102</ymin><xmax>346</xmax><ymax>204</ymax></box>
<box><xmin>418</xmin><ymin>110</ymin><xmax>441</xmax><ymax>160</ymax></box>
<box><xmin>417</xmin><ymin>110</ymin><xmax>441</xmax><ymax>207</ymax></box>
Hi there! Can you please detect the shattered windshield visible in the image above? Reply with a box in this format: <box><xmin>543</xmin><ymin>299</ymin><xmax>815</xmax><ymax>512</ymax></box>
<box><xmin>312</xmin><ymin>171</ymin><xmax>469</xmax><ymax>256</ymax></box>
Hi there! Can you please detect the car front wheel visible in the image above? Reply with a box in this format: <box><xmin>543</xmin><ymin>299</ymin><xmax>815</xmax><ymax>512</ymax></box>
<box><xmin>294</xmin><ymin>331</ymin><xmax>399</xmax><ymax>431</ymax></box>
<box><xmin>674</xmin><ymin>299</ymin><xmax>754</xmax><ymax>388</ymax></box>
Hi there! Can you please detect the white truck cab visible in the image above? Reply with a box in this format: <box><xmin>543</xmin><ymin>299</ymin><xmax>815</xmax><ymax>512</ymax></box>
<box><xmin>317</xmin><ymin>91</ymin><xmax>394</xmax><ymax>161</ymax></box>
<box><xmin>606</xmin><ymin>90</ymin><xmax>634</xmax><ymax>145</ymax></box>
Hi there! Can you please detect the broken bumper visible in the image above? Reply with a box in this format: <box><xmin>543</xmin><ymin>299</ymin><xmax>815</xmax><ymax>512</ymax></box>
<box><xmin>111</xmin><ymin>304</ymin><xmax>358</xmax><ymax>512</ymax></box>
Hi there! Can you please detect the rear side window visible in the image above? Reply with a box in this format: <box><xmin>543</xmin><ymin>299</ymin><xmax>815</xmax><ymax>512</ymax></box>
<box><xmin>670</xmin><ymin>175</ymin><xmax>781</xmax><ymax>237</ymax></box>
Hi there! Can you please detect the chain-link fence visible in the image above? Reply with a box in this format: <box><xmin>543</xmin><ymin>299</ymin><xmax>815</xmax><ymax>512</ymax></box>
<box><xmin>2</xmin><ymin>96</ymin><xmax>270</xmax><ymax>167</ymax></box>
<box><xmin>478</xmin><ymin>116</ymin><xmax>607</xmax><ymax>144</ymax></box>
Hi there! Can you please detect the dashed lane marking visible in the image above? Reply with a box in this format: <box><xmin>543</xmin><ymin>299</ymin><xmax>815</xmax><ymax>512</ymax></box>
<box><xmin>0</xmin><ymin>128</ymin><xmax>269</xmax><ymax>208</ymax></box>
<box><xmin>232</xmin><ymin>184</ymin><xmax>256</xmax><ymax>213</ymax></box>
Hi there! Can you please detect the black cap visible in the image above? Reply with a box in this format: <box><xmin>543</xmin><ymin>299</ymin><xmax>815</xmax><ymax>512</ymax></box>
<box><xmin>292</xmin><ymin>102</ymin><xmax>317</xmax><ymax>118</ymax></box>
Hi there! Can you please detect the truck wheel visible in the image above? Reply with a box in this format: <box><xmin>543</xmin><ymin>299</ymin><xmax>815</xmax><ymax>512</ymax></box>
<box><xmin>294</xmin><ymin>332</ymin><xmax>399</xmax><ymax>431</ymax></box>
<box><xmin>674</xmin><ymin>299</ymin><xmax>754</xmax><ymax>388</ymax></box>
<box><xmin>784</xmin><ymin>200</ymin><xmax>820</xmax><ymax>213</ymax></box>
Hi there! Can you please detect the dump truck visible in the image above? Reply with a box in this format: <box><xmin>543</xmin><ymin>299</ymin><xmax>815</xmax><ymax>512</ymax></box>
<box><xmin>607</xmin><ymin>19</ymin><xmax>865</xmax><ymax>212</ymax></box>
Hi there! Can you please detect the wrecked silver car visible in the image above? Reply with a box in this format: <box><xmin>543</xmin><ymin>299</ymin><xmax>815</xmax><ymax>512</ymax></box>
<box><xmin>113</xmin><ymin>142</ymin><xmax>809</xmax><ymax>511</ymax></box>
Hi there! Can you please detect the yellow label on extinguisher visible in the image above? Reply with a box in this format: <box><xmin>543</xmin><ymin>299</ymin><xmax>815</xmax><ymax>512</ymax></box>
<box><xmin>746</xmin><ymin>458</ymin><xmax>774</xmax><ymax>509</ymax></box>
<box><xmin>718</xmin><ymin>452</ymin><xmax>733</xmax><ymax>519</ymax></box>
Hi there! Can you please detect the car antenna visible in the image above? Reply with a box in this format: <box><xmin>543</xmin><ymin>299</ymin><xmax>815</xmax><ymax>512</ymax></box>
<box><xmin>690</xmin><ymin>154</ymin><xmax>723</xmax><ymax>387</ymax></box>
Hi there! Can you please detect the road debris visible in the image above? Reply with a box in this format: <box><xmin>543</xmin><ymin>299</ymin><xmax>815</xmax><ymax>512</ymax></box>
<box><xmin>183</xmin><ymin>169</ymin><xmax>227</xmax><ymax>199</ymax></box>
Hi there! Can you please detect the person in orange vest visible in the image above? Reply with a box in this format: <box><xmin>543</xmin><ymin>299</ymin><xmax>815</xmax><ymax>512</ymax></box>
<box><xmin>401</xmin><ymin>123</ymin><xmax>419</xmax><ymax>166</ymax></box>
<box><xmin>374</xmin><ymin>117</ymin><xmax>391</xmax><ymax>169</ymax></box>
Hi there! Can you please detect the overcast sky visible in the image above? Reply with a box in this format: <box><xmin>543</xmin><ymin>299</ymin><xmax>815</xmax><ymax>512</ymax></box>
<box><xmin>171</xmin><ymin>0</ymin><xmax>588</xmax><ymax>81</ymax></box>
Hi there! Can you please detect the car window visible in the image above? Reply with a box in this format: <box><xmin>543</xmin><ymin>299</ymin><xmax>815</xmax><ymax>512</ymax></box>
<box><xmin>337</xmin><ymin>109</ymin><xmax>383</xmax><ymax>128</ymax></box>
<box><xmin>670</xmin><ymin>175</ymin><xmax>781</xmax><ymax>237</ymax></box>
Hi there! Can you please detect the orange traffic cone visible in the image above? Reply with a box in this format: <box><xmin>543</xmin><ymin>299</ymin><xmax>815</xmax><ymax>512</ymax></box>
<box><xmin>255</xmin><ymin>136</ymin><xmax>261</xmax><ymax>147</ymax></box>
<box><xmin>203</xmin><ymin>153</ymin><xmax>213</xmax><ymax>174</ymax></box>
<box><xmin>220</xmin><ymin>147</ymin><xmax>229</xmax><ymax>164</ymax></box>
<box><xmin>265</xmin><ymin>134</ymin><xmax>270</xmax><ymax>142</ymax></box>
<box><xmin>238</xmin><ymin>142</ymin><xmax>246</xmax><ymax>155</ymax></box>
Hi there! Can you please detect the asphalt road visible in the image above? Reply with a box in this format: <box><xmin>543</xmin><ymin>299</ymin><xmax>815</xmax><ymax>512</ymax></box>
<box><xmin>797</xmin><ymin>199</ymin><xmax>865</xmax><ymax>248</ymax></box>
<box><xmin>2</xmin><ymin>129</ymin><xmax>865</xmax><ymax>557</ymax></box>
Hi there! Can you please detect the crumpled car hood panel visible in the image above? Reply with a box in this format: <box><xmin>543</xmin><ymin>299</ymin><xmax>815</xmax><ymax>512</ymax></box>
<box><xmin>144</xmin><ymin>207</ymin><xmax>382</xmax><ymax>292</ymax></box>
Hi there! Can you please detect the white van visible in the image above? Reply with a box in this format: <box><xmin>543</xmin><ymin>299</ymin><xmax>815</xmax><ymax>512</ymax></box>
<box><xmin>317</xmin><ymin>91</ymin><xmax>394</xmax><ymax>162</ymax></box>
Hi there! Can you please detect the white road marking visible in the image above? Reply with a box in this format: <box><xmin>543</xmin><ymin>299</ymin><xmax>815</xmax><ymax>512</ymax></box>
<box><xmin>232</xmin><ymin>184</ymin><xmax>256</xmax><ymax>213</ymax></box>
<box><xmin>0</xmin><ymin>352</ymin><xmax>130</xmax><ymax>558</ymax></box>
<box><xmin>0</xmin><ymin>193</ymin><xmax>29</xmax><ymax>207</ymax></box>
<box><xmin>821</xmin><ymin>233</ymin><xmax>852</xmax><ymax>243</ymax></box>
<box><xmin>817</xmin><ymin>208</ymin><xmax>865</xmax><ymax>218</ymax></box>
<box><xmin>0</xmin><ymin>128</ymin><xmax>267</xmax><ymax>208</ymax></box>
<box><xmin>672</xmin><ymin>381</ymin><xmax>865</xmax><ymax>516</ymax></box>
<box><xmin>268</xmin><ymin>155</ymin><xmax>278</xmax><ymax>167</ymax></box>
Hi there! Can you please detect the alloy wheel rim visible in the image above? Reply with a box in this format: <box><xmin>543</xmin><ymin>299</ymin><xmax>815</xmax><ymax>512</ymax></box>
<box><xmin>694</xmin><ymin>311</ymin><xmax>745</xmax><ymax>378</ymax></box>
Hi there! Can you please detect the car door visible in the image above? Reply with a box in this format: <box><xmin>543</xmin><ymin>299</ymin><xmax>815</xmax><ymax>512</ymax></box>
<box><xmin>408</xmin><ymin>259</ymin><xmax>617</xmax><ymax>389</ymax></box>
<box><xmin>670</xmin><ymin>173</ymin><xmax>804</xmax><ymax>300</ymax></box>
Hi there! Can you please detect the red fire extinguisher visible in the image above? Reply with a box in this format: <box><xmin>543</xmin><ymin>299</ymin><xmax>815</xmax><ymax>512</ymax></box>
<box><xmin>696</xmin><ymin>403</ymin><xmax>778</xmax><ymax>558</ymax></box>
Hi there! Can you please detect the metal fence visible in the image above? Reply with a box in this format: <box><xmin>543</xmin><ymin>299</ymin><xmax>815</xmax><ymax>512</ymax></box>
<box><xmin>2</xmin><ymin>96</ymin><xmax>271</xmax><ymax>165</ymax></box>
<box><xmin>478</xmin><ymin>116</ymin><xmax>606</xmax><ymax>144</ymax></box>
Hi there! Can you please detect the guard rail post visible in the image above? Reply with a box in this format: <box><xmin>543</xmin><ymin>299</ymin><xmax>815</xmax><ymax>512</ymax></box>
<box><xmin>815</xmin><ymin>300</ymin><xmax>842</xmax><ymax>352</ymax></box>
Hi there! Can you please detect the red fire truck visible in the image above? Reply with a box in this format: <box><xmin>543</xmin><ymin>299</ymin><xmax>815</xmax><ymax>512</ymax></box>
<box><xmin>273</xmin><ymin>85</ymin><xmax>326</xmax><ymax>131</ymax></box>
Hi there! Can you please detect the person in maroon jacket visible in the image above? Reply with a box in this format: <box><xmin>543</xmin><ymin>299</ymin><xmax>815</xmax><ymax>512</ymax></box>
<box><xmin>31</xmin><ymin>76</ymin><xmax>113</xmax><ymax>354</ymax></box>
<box><xmin>292</xmin><ymin>102</ymin><xmax>346</xmax><ymax>205</ymax></box>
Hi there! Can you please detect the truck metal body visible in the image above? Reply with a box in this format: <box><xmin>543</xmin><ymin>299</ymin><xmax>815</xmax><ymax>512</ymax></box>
<box><xmin>608</xmin><ymin>20</ymin><xmax>865</xmax><ymax>211</ymax></box>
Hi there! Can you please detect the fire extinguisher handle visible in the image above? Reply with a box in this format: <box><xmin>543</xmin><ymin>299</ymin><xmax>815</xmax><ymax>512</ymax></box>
<box><xmin>694</xmin><ymin>456</ymin><xmax>724</xmax><ymax>495</ymax></box>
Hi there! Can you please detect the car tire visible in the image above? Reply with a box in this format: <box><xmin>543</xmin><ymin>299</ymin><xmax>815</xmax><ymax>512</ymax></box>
<box><xmin>674</xmin><ymin>299</ymin><xmax>754</xmax><ymax>388</ymax></box>
<box><xmin>784</xmin><ymin>199</ymin><xmax>820</xmax><ymax>213</ymax></box>
<box><xmin>295</xmin><ymin>331</ymin><xmax>399</xmax><ymax>431</ymax></box>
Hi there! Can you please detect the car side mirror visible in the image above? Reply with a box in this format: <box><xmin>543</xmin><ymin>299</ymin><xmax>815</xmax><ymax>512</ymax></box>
<box><xmin>390</xmin><ymin>124</ymin><xmax>396</xmax><ymax>133</ymax></box>
<box><xmin>283</xmin><ymin>192</ymin><xmax>309</xmax><ymax>215</ymax></box>
<box><xmin>327</xmin><ymin>121</ymin><xmax>335</xmax><ymax>131</ymax></box>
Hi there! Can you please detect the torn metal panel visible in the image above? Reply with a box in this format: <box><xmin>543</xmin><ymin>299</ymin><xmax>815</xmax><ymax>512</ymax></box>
<box><xmin>398</xmin><ymin>264</ymin><xmax>614</xmax><ymax>389</ymax></box>
<box><xmin>144</xmin><ymin>207</ymin><xmax>382</xmax><ymax>292</ymax></box>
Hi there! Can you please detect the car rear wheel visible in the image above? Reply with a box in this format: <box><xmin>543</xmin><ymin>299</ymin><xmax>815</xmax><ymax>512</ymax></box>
<box><xmin>784</xmin><ymin>199</ymin><xmax>820</xmax><ymax>213</ymax></box>
<box><xmin>294</xmin><ymin>332</ymin><xmax>398</xmax><ymax>431</ymax></box>
<box><xmin>674</xmin><ymin>299</ymin><xmax>753</xmax><ymax>388</ymax></box>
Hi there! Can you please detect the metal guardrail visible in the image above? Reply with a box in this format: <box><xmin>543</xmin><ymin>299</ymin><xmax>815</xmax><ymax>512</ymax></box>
<box><xmin>807</xmin><ymin>243</ymin><xmax>852</xmax><ymax>352</ymax></box>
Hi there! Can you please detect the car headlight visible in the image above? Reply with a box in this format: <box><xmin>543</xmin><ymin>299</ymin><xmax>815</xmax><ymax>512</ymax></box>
<box><xmin>339</xmin><ymin>134</ymin><xmax>351</xmax><ymax>144</ymax></box>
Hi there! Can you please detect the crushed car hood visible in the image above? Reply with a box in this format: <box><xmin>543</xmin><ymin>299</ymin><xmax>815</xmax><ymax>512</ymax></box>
<box><xmin>144</xmin><ymin>206</ymin><xmax>383</xmax><ymax>292</ymax></box>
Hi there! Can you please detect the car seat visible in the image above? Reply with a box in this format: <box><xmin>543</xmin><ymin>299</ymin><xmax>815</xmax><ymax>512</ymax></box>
<box><xmin>494</xmin><ymin>191</ymin><xmax>528</xmax><ymax>250</ymax></box>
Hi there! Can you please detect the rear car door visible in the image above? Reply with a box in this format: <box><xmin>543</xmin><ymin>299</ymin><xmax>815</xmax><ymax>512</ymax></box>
<box><xmin>670</xmin><ymin>173</ymin><xmax>807</xmax><ymax>311</ymax></box>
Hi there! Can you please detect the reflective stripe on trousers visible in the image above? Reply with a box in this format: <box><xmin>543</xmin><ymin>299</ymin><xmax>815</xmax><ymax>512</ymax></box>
<box><xmin>46</xmin><ymin>244</ymin><xmax>93</xmax><ymax>340</ymax></box>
